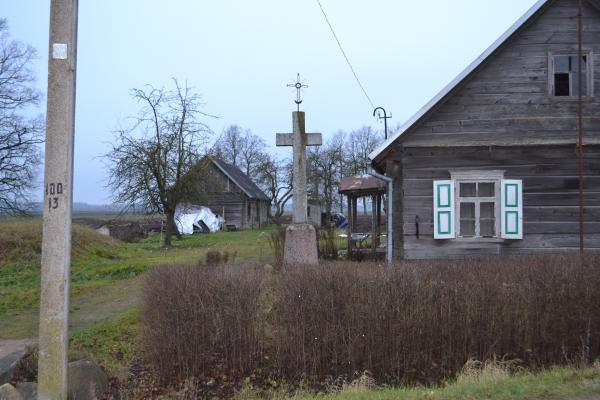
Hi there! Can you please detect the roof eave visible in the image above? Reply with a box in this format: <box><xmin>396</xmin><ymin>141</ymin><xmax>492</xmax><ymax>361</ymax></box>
<box><xmin>368</xmin><ymin>0</ymin><xmax>551</xmax><ymax>162</ymax></box>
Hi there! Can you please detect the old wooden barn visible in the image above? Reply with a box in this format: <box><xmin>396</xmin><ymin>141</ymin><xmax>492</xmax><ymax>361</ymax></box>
<box><xmin>200</xmin><ymin>158</ymin><xmax>270</xmax><ymax>230</ymax></box>
<box><xmin>370</xmin><ymin>0</ymin><xmax>600</xmax><ymax>259</ymax></box>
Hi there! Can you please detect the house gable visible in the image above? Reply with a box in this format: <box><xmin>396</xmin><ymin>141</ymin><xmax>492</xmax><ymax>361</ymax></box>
<box><xmin>210</xmin><ymin>158</ymin><xmax>270</xmax><ymax>201</ymax></box>
<box><xmin>371</xmin><ymin>0</ymin><xmax>600</xmax><ymax>163</ymax></box>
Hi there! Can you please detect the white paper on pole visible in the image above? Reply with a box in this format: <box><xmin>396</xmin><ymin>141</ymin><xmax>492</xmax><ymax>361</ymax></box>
<box><xmin>52</xmin><ymin>43</ymin><xmax>68</xmax><ymax>59</ymax></box>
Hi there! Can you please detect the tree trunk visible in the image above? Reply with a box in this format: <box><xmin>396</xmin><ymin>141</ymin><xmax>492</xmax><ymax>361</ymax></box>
<box><xmin>164</xmin><ymin>209</ymin><xmax>178</xmax><ymax>246</ymax></box>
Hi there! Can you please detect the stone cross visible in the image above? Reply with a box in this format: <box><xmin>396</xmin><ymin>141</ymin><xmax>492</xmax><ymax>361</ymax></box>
<box><xmin>276</xmin><ymin>111</ymin><xmax>322</xmax><ymax>224</ymax></box>
<box><xmin>275</xmin><ymin>75</ymin><xmax>321</xmax><ymax>267</ymax></box>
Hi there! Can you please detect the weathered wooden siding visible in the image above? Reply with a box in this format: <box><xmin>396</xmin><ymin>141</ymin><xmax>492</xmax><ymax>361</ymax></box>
<box><xmin>240</xmin><ymin>197</ymin><xmax>271</xmax><ymax>229</ymax></box>
<box><xmin>396</xmin><ymin>145</ymin><xmax>600</xmax><ymax>259</ymax></box>
<box><xmin>402</xmin><ymin>0</ymin><xmax>600</xmax><ymax>147</ymax></box>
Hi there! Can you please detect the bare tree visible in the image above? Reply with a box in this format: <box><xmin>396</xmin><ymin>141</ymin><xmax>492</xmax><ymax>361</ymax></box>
<box><xmin>344</xmin><ymin>126</ymin><xmax>383</xmax><ymax>214</ymax></box>
<box><xmin>256</xmin><ymin>154</ymin><xmax>292</xmax><ymax>219</ymax></box>
<box><xmin>213</xmin><ymin>125</ymin><xmax>243</xmax><ymax>167</ymax></box>
<box><xmin>213</xmin><ymin>125</ymin><xmax>267</xmax><ymax>179</ymax></box>
<box><xmin>0</xmin><ymin>19</ymin><xmax>43</xmax><ymax>213</ymax></box>
<box><xmin>104</xmin><ymin>80</ymin><xmax>214</xmax><ymax>246</ymax></box>
<box><xmin>344</xmin><ymin>125</ymin><xmax>382</xmax><ymax>176</ymax></box>
<box><xmin>308</xmin><ymin>134</ymin><xmax>344</xmax><ymax>223</ymax></box>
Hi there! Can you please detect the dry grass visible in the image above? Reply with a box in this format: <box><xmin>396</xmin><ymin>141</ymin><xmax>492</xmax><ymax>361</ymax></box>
<box><xmin>0</xmin><ymin>219</ymin><xmax>123</xmax><ymax>266</ymax></box>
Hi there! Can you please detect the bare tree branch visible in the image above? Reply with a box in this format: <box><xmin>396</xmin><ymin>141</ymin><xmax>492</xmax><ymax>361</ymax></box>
<box><xmin>0</xmin><ymin>19</ymin><xmax>43</xmax><ymax>214</ymax></box>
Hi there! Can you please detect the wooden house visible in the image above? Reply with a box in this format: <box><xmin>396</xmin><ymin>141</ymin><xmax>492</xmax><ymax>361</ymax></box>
<box><xmin>200</xmin><ymin>158</ymin><xmax>270</xmax><ymax>230</ymax></box>
<box><xmin>369</xmin><ymin>0</ymin><xmax>600</xmax><ymax>259</ymax></box>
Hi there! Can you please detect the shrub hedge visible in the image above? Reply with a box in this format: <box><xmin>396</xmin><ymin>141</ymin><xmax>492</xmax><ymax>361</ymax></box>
<box><xmin>141</xmin><ymin>255</ymin><xmax>600</xmax><ymax>385</ymax></box>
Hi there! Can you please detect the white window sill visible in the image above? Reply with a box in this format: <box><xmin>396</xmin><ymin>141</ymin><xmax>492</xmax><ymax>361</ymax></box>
<box><xmin>454</xmin><ymin>237</ymin><xmax>506</xmax><ymax>243</ymax></box>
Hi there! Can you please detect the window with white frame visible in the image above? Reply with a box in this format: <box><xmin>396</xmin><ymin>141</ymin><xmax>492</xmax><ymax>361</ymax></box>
<box><xmin>457</xmin><ymin>181</ymin><xmax>498</xmax><ymax>238</ymax></box>
<box><xmin>433</xmin><ymin>172</ymin><xmax>523</xmax><ymax>240</ymax></box>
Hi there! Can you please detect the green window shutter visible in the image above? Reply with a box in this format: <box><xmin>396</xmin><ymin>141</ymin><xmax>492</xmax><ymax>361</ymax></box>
<box><xmin>501</xmin><ymin>179</ymin><xmax>523</xmax><ymax>239</ymax></box>
<box><xmin>433</xmin><ymin>180</ymin><xmax>455</xmax><ymax>239</ymax></box>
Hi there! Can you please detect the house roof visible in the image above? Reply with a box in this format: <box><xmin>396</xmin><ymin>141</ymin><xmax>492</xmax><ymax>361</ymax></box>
<box><xmin>211</xmin><ymin>158</ymin><xmax>270</xmax><ymax>201</ymax></box>
<box><xmin>369</xmin><ymin>0</ymin><xmax>553</xmax><ymax>162</ymax></box>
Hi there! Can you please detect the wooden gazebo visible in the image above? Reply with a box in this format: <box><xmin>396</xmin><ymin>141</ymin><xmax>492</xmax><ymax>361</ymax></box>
<box><xmin>339</xmin><ymin>175</ymin><xmax>387</xmax><ymax>257</ymax></box>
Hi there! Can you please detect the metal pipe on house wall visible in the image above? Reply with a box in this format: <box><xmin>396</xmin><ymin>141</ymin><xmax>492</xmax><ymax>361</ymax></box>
<box><xmin>368</xmin><ymin>166</ymin><xmax>393</xmax><ymax>266</ymax></box>
<box><xmin>578</xmin><ymin>0</ymin><xmax>585</xmax><ymax>253</ymax></box>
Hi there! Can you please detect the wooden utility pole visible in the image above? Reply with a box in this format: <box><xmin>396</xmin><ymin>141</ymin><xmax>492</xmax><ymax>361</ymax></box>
<box><xmin>38</xmin><ymin>0</ymin><xmax>78</xmax><ymax>399</ymax></box>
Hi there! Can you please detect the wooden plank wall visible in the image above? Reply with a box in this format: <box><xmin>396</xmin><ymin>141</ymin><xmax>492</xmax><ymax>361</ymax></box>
<box><xmin>398</xmin><ymin>145</ymin><xmax>600</xmax><ymax>259</ymax></box>
<box><xmin>202</xmin><ymin>193</ymin><xmax>245</xmax><ymax>229</ymax></box>
<box><xmin>241</xmin><ymin>198</ymin><xmax>271</xmax><ymax>229</ymax></box>
<box><xmin>402</xmin><ymin>0</ymin><xmax>600</xmax><ymax>148</ymax></box>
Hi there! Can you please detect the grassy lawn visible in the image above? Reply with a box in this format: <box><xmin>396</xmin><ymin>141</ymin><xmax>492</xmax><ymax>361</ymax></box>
<box><xmin>232</xmin><ymin>367</ymin><xmax>600</xmax><ymax>400</ymax></box>
<box><xmin>69</xmin><ymin>308</ymin><xmax>140</xmax><ymax>377</ymax></box>
<box><xmin>0</xmin><ymin>219</ymin><xmax>276</xmax><ymax>339</ymax></box>
<box><xmin>336</xmin><ymin>368</ymin><xmax>598</xmax><ymax>400</ymax></box>
<box><xmin>314</xmin><ymin>367</ymin><xmax>600</xmax><ymax>400</ymax></box>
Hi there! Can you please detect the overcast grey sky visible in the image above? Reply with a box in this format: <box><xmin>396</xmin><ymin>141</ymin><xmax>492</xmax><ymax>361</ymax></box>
<box><xmin>3</xmin><ymin>0</ymin><xmax>538</xmax><ymax>204</ymax></box>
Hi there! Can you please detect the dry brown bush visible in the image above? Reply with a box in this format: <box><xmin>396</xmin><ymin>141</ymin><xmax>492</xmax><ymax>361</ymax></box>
<box><xmin>316</xmin><ymin>226</ymin><xmax>339</xmax><ymax>260</ymax></box>
<box><xmin>140</xmin><ymin>254</ymin><xmax>600</xmax><ymax>387</ymax></box>
<box><xmin>268</xmin><ymin>226</ymin><xmax>286</xmax><ymax>270</ymax></box>
<box><xmin>140</xmin><ymin>264</ymin><xmax>265</xmax><ymax>385</ymax></box>
<box><xmin>274</xmin><ymin>255</ymin><xmax>600</xmax><ymax>384</ymax></box>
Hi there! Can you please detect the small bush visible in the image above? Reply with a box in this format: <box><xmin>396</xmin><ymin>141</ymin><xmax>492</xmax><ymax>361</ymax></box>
<box><xmin>141</xmin><ymin>264</ymin><xmax>265</xmax><ymax>385</ymax></box>
<box><xmin>316</xmin><ymin>226</ymin><xmax>339</xmax><ymax>260</ymax></box>
<box><xmin>204</xmin><ymin>250</ymin><xmax>233</xmax><ymax>267</ymax></box>
<box><xmin>269</xmin><ymin>226</ymin><xmax>286</xmax><ymax>270</ymax></box>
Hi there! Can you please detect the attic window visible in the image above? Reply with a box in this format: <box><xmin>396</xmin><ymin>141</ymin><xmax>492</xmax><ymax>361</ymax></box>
<box><xmin>551</xmin><ymin>54</ymin><xmax>590</xmax><ymax>96</ymax></box>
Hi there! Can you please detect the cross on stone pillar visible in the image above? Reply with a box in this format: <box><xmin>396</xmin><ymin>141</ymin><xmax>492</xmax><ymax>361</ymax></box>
<box><xmin>275</xmin><ymin>75</ymin><xmax>322</xmax><ymax>266</ymax></box>
<box><xmin>276</xmin><ymin>112</ymin><xmax>322</xmax><ymax>224</ymax></box>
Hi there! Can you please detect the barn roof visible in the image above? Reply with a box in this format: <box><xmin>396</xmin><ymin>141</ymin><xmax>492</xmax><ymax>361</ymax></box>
<box><xmin>211</xmin><ymin>158</ymin><xmax>270</xmax><ymax>201</ymax></box>
<box><xmin>369</xmin><ymin>0</ymin><xmax>553</xmax><ymax>162</ymax></box>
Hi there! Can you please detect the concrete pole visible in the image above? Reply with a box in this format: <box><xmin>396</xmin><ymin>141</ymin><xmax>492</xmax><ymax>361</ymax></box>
<box><xmin>292</xmin><ymin>112</ymin><xmax>308</xmax><ymax>224</ymax></box>
<box><xmin>38</xmin><ymin>1</ymin><xmax>78</xmax><ymax>399</ymax></box>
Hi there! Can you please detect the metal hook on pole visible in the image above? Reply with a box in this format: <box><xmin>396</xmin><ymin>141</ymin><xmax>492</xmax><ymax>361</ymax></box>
<box><xmin>373</xmin><ymin>107</ymin><xmax>392</xmax><ymax>140</ymax></box>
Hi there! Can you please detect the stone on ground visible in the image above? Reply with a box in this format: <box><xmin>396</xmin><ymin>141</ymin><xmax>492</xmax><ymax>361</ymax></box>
<box><xmin>67</xmin><ymin>360</ymin><xmax>108</xmax><ymax>400</ymax></box>
<box><xmin>0</xmin><ymin>350</ymin><xmax>26</xmax><ymax>386</ymax></box>
<box><xmin>14</xmin><ymin>383</ymin><xmax>36</xmax><ymax>400</ymax></box>
<box><xmin>283</xmin><ymin>223</ymin><xmax>318</xmax><ymax>267</ymax></box>
<box><xmin>0</xmin><ymin>383</ymin><xmax>24</xmax><ymax>400</ymax></box>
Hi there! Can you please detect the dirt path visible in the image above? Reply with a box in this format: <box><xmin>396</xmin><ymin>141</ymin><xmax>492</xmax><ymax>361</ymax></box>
<box><xmin>0</xmin><ymin>277</ymin><xmax>140</xmax><ymax>349</ymax></box>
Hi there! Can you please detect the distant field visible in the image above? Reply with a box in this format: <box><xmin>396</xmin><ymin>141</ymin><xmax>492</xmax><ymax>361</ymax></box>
<box><xmin>0</xmin><ymin>211</ymin><xmax>163</xmax><ymax>223</ymax></box>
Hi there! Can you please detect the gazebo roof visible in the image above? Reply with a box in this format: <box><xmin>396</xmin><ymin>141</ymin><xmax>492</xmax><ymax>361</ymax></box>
<box><xmin>339</xmin><ymin>175</ymin><xmax>387</xmax><ymax>197</ymax></box>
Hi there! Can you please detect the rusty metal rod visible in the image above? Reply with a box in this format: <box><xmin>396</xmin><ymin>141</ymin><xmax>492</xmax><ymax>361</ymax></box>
<box><xmin>578</xmin><ymin>0</ymin><xmax>585</xmax><ymax>254</ymax></box>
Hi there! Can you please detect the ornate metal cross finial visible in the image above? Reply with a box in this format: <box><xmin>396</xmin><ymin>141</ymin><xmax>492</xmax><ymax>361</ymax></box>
<box><xmin>287</xmin><ymin>73</ymin><xmax>308</xmax><ymax>111</ymax></box>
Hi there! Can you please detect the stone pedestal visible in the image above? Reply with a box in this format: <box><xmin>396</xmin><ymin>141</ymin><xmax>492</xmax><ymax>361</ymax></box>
<box><xmin>283</xmin><ymin>223</ymin><xmax>318</xmax><ymax>267</ymax></box>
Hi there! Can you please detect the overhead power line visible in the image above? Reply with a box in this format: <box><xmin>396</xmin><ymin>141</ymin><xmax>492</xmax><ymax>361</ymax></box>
<box><xmin>315</xmin><ymin>0</ymin><xmax>375</xmax><ymax>109</ymax></box>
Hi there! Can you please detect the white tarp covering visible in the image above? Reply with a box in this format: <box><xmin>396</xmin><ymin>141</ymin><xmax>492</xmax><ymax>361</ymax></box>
<box><xmin>174</xmin><ymin>203</ymin><xmax>223</xmax><ymax>234</ymax></box>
